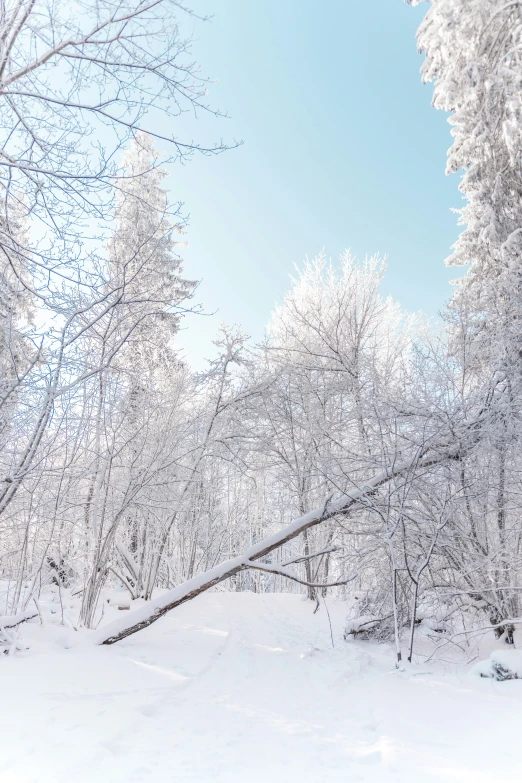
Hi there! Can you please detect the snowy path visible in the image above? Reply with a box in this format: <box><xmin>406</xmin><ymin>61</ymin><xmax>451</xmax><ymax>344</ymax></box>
<box><xmin>1</xmin><ymin>593</ymin><xmax>522</xmax><ymax>782</ymax></box>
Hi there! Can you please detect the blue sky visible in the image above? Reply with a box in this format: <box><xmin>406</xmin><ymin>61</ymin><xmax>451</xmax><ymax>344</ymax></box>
<box><xmin>168</xmin><ymin>0</ymin><xmax>463</xmax><ymax>365</ymax></box>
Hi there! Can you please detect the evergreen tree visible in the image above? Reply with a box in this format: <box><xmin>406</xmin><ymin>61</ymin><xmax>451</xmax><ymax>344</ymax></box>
<box><xmin>104</xmin><ymin>134</ymin><xmax>195</xmax><ymax>573</ymax></box>
<box><xmin>108</xmin><ymin>132</ymin><xmax>195</xmax><ymax>384</ymax></box>
<box><xmin>410</xmin><ymin>0</ymin><xmax>522</xmax><ymax>381</ymax></box>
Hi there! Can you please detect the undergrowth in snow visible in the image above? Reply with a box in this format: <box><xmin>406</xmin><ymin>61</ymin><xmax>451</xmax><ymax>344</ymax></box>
<box><xmin>472</xmin><ymin>649</ymin><xmax>522</xmax><ymax>681</ymax></box>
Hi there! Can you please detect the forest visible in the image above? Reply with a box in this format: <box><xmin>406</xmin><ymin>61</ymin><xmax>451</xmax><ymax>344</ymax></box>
<box><xmin>1</xmin><ymin>2</ymin><xmax>522</xmax><ymax>781</ymax></box>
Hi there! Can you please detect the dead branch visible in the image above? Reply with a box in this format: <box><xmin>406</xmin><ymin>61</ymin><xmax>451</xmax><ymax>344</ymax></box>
<box><xmin>282</xmin><ymin>545</ymin><xmax>339</xmax><ymax>566</ymax></box>
<box><xmin>244</xmin><ymin>559</ymin><xmax>355</xmax><ymax>589</ymax></box>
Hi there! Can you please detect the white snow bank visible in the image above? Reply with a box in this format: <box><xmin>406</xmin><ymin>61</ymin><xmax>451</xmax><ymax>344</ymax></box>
<box><xmin>3</xmin><ymin>593</ymin><xmax>522</xmax><ymax>782</ymax></box>
<box><xmin>472</xmin><ymin>649</ymin><xmax>522</xmax><ymax>681</ymax></box>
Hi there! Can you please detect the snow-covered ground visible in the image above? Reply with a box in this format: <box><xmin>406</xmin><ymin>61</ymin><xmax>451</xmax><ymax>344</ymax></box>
<box><xmin>2</xmin><ymin>592</ymin><xmax>522</xmax><ymax>782</ymax></box>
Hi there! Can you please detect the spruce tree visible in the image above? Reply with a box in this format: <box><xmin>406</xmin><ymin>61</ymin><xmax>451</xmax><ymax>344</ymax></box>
<box><xmin>410</xmin><ymin>0</ymin><xmax>522</xmax><ymax>381</ymax></box>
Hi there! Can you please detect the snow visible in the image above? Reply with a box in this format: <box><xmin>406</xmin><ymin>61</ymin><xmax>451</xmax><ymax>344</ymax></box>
<box><xmin>2</xmin><ymin>592</ymin><xmax>522</xmax><ymax>782</ymax></box>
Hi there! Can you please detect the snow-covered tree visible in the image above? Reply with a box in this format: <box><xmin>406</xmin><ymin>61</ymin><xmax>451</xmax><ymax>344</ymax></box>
<box><xmin>0</xmin><ymin>195</ymin><xmax>33</xmax><ymax>435</ymax></box>
<box><xmin>108</xmin><ymin>133</ymin><xmax>194</xmax><ymax>374</ymax></box>
<box><xmin>407</xmin><ymin>0</ymin><xmax>522</xmax><ymax>643</ymax></box>
<box><xmin>409</xmin><ymin>0</ymin><xmax>522</xmax><ymax>381</ymax></box>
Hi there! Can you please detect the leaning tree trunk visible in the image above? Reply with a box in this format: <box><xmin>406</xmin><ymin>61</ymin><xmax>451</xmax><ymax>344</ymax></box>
<box><xmin>95</xmin><ymin>439</ymin><xmax>462</xmax><ymax>645</ymax></box>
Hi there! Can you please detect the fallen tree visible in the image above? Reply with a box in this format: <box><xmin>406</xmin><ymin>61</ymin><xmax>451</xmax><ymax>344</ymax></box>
<box><xmin>95</xmin><ymin>435</ymin><xmax>464</xmax><ymax>645</ymax></box>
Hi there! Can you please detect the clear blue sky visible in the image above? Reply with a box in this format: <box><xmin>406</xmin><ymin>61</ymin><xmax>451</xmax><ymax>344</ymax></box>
<box><xmin>168</xmin><ymin>0</ymin><xmax>462</xmax><ymax>365</ymax></box>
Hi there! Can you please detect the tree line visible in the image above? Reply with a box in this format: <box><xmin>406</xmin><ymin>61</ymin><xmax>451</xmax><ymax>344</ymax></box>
<box><xmin>2</xmin><ymin>0</ymin><xmax>522</xmax><ymax>663</ymax></box>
